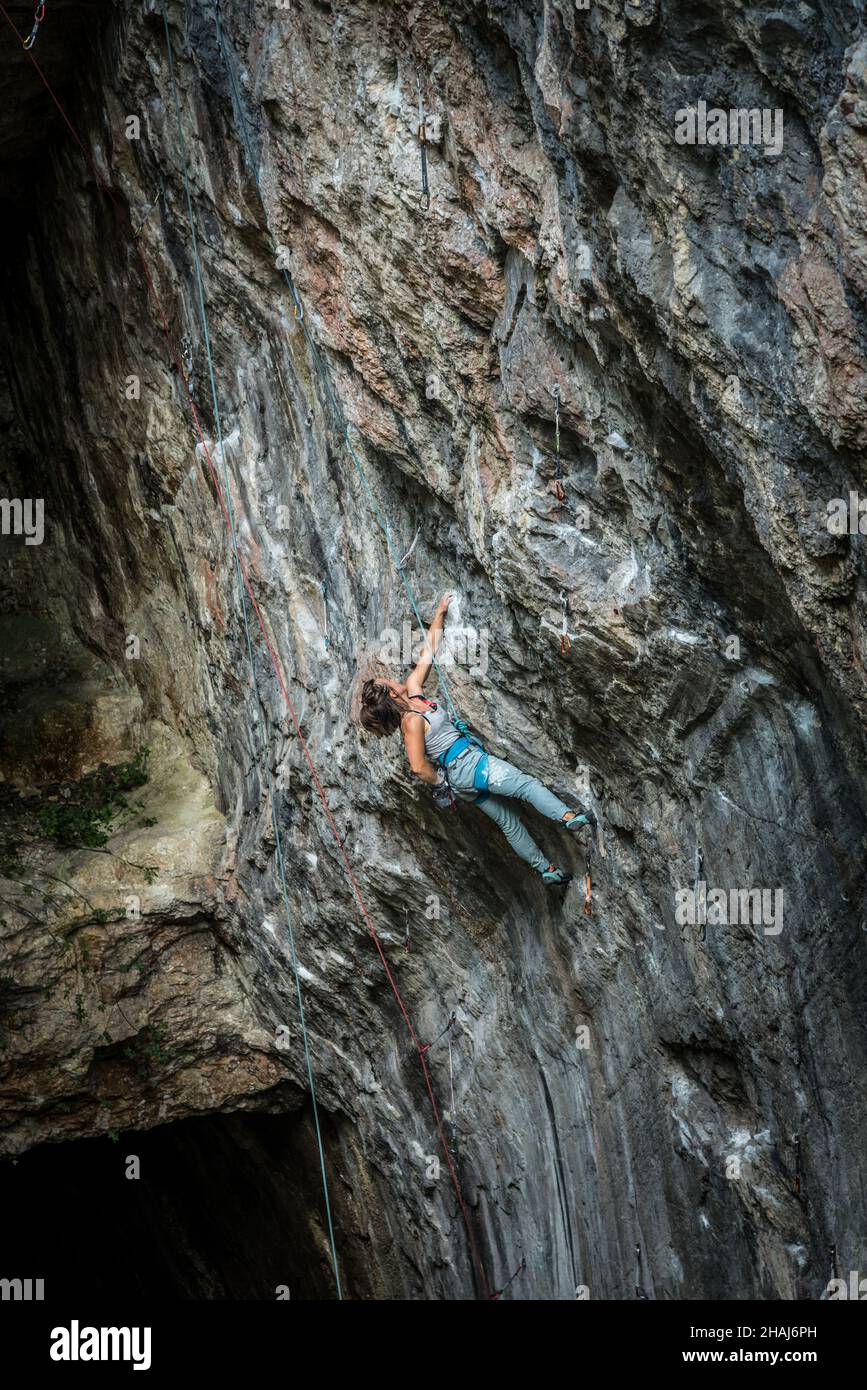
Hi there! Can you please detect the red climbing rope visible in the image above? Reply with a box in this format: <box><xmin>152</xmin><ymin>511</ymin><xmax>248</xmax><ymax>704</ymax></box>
<box><xmin>1</xmin><ymin>3</ymin><xmax>493</xmax><ymax>1300</ymax></box>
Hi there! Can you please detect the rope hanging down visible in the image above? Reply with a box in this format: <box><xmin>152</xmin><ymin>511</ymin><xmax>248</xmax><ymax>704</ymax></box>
<box><xmin>160</xmin><ymin>0</ymin><xmax>343</xmax><ymax>1298</ymax></box>
<box><xmin>208</xmin><ymin>0</ymin><xmax>493</xmax><ymax>1294</ymax></box>
<box><xmin>0</xmin><ymin>20</ymin><xmax>375</xmax><ymax>1306</ymax></box>
<box><xmin>210</xmin><ymin>0</ymin><xmax>462</xmax><ymax>727</ymax></box>
<box><xmin>4</xmin><ymin>0</ymin><xmax>496</xmax><ymax>1298</ymax></box>
<box><xmin>0</xmin><ymin>7</ymin><xmax>349</xmax><ymax>1287</ymax></box>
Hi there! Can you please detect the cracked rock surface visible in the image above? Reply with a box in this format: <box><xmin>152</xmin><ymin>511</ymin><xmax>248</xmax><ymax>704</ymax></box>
<box><xmin>0</xmin><ymin>0</ymin><xmax>865</xmax><ymax>1299</ymax></box>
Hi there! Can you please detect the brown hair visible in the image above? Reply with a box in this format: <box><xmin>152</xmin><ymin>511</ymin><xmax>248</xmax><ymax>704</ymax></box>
<box><xmin>359</xmin><ymin>679</ymin><xmax>404</xmax><ymax>737</ymax></box>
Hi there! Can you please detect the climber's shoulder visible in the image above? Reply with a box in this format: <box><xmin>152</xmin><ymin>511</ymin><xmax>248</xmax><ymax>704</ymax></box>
<box><xmin>401</xmin><ymin>705</ymin><xmax>427</xmax><ymax>745</ymax></box>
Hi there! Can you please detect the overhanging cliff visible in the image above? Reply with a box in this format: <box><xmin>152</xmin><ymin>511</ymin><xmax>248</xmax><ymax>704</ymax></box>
<box><xmin>0</xmin><ymin>0</ymin><xmax>865</xmax><ymax>1300</ymax></box>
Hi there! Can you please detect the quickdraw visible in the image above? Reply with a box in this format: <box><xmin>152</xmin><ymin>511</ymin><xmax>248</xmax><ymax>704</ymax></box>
<box><xmin>396</xmin><ymin>524</ymin><xmax>421</xmax><ymax>571</ymax></box>
<box><xmin>132</xmin><ymin>183</ymin><xmax>165</xmax><ymax>239</ymax></box>
<box><xmin>583</xmin><ymin>854</ymin><xmax>592</xmax><ymax>916</ymax></box>
<box><xmin>541</xmin><ymin>592</ymin><xmax>578</xmax><ymax>653</ymax></box>
<box><xmin>635</xmin><ymin>1243</ymin><xmax>647</xmax><ymax>1299</ymax></box>
<box><xmin>420</xmin><ymin>1009</ymin><xmax>456</xmax><ymax>1056</ymax></box>
<box><xmin>447</xmin><ymin>1031</ymin><xmax>456</xmax><ymax>1129</ymax></box>
<box><xmin>414</xmin><ymin>72</ymin><xmax>427</xmax><ymax>208</ymax></box>
<box><xmin>23</xmin><ymin>0</ymin><xmax>45</xmax><ymax>49</ymax></box>
<box><xmin>695</xmin><ymin>843</ymin><xmax>706</xmax><ymax>943</ymax></box>
<box><xmin>322</xmin><ymin>581</ymin><xmax>329</xmax><ymax>649</ymax></box>
<box><xmin>490</xmin><ymin>1257</ymin><xmax>526</xmax><ymax>1300</ymax></box>
<box><xmin>550</xmin><ymin>384</ymin><xmax>565</xmax><ymax>502</ymax></box>
<box><xmin>794</xmin><ymin>1133</ymin><xmax>801</xmax><ymax>1195</ymax></box>
<box><xmin>558</xmin><ymin>590</ymin><xmax>572</xmax><ymax>656</ymax></box>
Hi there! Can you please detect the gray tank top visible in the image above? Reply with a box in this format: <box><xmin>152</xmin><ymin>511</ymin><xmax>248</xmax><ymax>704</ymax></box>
<box><xmin>407</xmin><ymin>696</ymin><xmax>460</xmax><ymax>762</ymax></box>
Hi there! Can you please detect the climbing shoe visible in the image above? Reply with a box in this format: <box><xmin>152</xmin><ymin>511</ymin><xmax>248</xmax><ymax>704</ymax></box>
<box><xmin>565</xmin><ymin>810</ymin><xmax>596</xmax><ymax>832</ymax></box>
<box><xmin>541</xmin><ymin>866</ymin><xmax>572</xmax><ymax>885</ymax></box>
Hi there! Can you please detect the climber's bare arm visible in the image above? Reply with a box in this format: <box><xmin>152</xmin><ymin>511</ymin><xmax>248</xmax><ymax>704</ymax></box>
<box><xmin>402</xmin><ymin>712</ymin><xmax>439</xmax><ymax>785</ymax></box>
<box><xmin>406</xmin><ymin>592</ymin><xmax>452</xmax><ymax>696</ymax></box>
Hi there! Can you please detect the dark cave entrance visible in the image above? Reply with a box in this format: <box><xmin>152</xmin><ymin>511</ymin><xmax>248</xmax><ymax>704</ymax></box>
<box><xmin>1</xmin><ymin>1107</ymin><xmax>342</xmax><ymax>1300</ymax></box>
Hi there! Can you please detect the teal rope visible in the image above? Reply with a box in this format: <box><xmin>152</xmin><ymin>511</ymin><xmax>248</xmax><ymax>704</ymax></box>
<box><xmin>162</xmin><ymin>0</ymin><xmax>343</xmax><ymax>1300</ymax></box>
<box><xmin>210</xmin><ymin>0</ymin><xmax>461</xmax><ymax>724</ymax></box>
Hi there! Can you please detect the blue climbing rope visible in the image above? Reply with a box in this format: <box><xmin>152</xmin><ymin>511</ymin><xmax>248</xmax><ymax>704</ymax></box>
<box><xmin>161</xmin><ymin>0</ymin><xmax>343</xmax><ymax>1300</ymax></box>
<box><xmin>210</xmin><ymin>0</ymin><xmax>462</xmax><ymax>725</ymax></box>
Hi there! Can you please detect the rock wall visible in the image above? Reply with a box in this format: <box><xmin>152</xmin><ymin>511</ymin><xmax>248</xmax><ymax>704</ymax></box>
<box><xmin>0</xmin><ymin>0</ymin><xmax>865</xmax><ymax>1299</ymax></box>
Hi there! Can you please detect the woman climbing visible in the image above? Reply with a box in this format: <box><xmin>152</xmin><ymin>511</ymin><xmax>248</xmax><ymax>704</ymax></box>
<box><xmin>359</xmin><ymin>593</ymin><xmax>595</xmax><ymax>884</ymax></box>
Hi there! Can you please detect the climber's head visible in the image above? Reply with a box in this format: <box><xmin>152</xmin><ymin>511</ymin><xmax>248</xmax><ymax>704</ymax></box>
<box><xmin>359</xmin><ymin>677</ymin><xmax>407</xmax><ymax>736</ymax></box>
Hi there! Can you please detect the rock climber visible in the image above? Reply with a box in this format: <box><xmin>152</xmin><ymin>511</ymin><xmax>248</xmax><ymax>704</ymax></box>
<box><xmin>359</xmin><ymin>593</ymin><xmax>595</xmax><ymax>884</ymax></box>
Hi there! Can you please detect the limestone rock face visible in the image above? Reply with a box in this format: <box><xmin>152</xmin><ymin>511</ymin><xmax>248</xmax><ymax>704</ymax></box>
<box><xmin>0</xmin><ymin>0</ymin><xmax>865</xmax><ymax>1300</ymax></box>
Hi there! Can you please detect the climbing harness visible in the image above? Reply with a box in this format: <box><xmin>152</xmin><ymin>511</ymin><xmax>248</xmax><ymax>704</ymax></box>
<box><xmin>22</xmin><ymin>0</ymin><xmax>44</xmax><ymax>49</ymax></box>
<box><xmin>439</xmin><ymin>727</ymin><xmax>489</xmax><ymax>800</ymax></box>
<box><xmin>490</xmin><ymin>1257</ymin><xmax>526</xmax><ymax>1300</ymax></box>
<box><xmin>416</xmin><ymin>72</ymin><xmax>430</xmax><ymax>210</ymax></box>
<box><xmin>420</xmin><ymin>1009</ymin><xmax>456</xmax><ymax>1056</ymax></box>
<box><xmin>550</xmin><ymin>384</ymin><xmax>565</xmax><ymax>503</ymax></box>
<box><xmin>409</xmin><ymin>694</ymin><xmax>488</xmax><ymax>803</ymax></box>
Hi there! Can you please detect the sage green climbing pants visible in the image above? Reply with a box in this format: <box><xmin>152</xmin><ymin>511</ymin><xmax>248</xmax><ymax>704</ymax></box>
<box><xmin>446</xmin><ymin>749</ymin><xmax>574</xmax><ymax>874</ymax></box>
